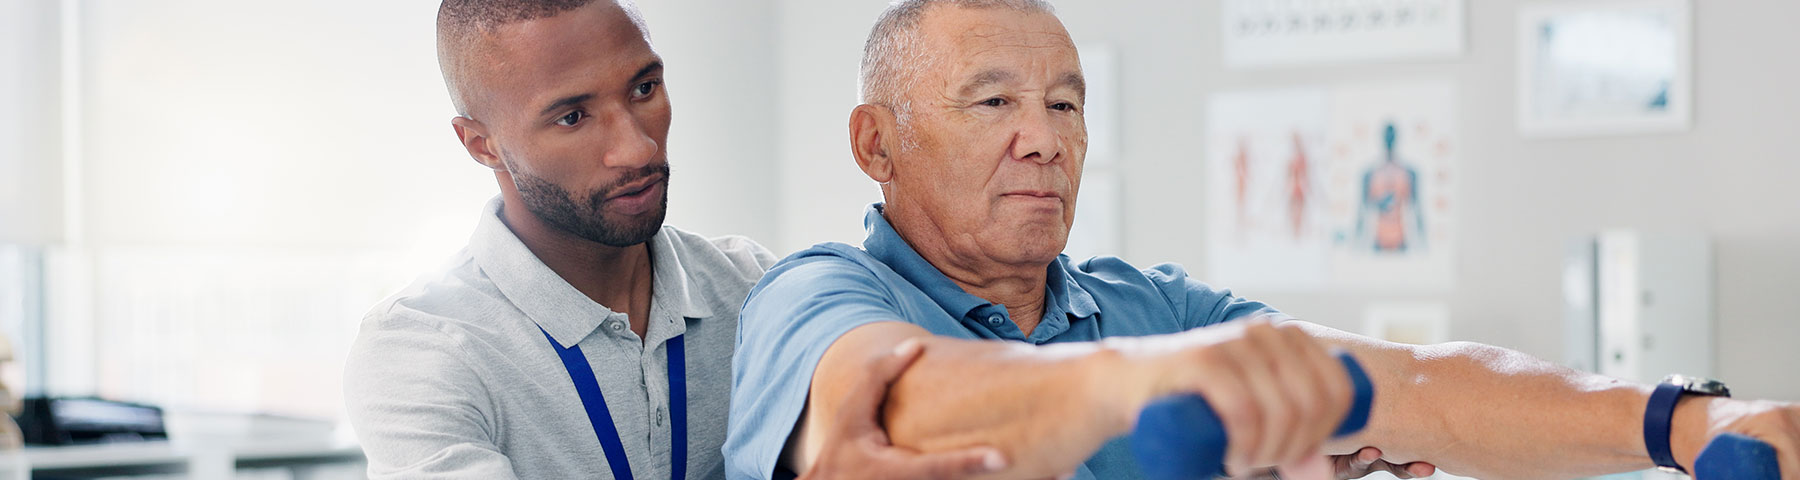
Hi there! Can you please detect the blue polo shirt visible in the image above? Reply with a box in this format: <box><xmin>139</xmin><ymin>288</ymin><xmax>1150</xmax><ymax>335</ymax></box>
<box><xmin>725</xmin><ymin>203</ymin><xmax>1286</xmax><ymax>479</ymax></box>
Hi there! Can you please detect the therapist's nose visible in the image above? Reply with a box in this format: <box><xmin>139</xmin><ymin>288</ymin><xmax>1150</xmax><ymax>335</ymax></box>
<box><xmin>597</xmin><ymin>104</ymin><xmax>658</xmax><ymax>169</ymax></box>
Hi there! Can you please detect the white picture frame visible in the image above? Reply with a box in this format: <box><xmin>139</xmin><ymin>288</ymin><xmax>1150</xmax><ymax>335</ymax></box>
<box><xmin>1517</xmin><ymin>0</ymin><xmax>1693</xmax><ymax>138</ymax></box>
<box><xmin>1222</xmin><ymin>0</ymin><xmax>1467</xmax><ymax>70</ymax></box>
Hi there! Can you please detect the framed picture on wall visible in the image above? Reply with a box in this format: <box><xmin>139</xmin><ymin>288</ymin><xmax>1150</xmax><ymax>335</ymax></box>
<box><xmin>1221</xmin><ymin>0</ymin><xmax>1467</xmax><ymax>69</ymax></box>
<box><xmin>1518</xmin><ymin>0</ymin><xmax>1693</xmax><ymax>138</ymax></box>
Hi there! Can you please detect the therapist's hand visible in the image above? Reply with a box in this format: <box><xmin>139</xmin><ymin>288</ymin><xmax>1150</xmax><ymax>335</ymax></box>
<box><xmin>798</xmin><ymin>339</ymin><xmax>1009</xmax><ymax>480</ymax></box>
<box><xmin>1230</xmin><ymin>447</ymin><xmax>1436</xmax><ymax>479</ymax></box>
<box><xmin>1328</xmin><ymin>447</ymin><xmax>1436</xmax><ymax>479</ymax></box>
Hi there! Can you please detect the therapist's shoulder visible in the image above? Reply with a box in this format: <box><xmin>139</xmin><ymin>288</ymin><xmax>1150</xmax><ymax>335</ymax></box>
<box><xmin>360</xmin><ymin>250</ymin><xmax>510</xmax><ymax>335</ymax></box>
<box><xmin>345</xmin><ymin>263</ymin><xmax>495</xmax><ymax>412</ymax></box>
<box><xmin>348</xmin><ymin>251</ymin><xmax>518</xmax><ymax>381</ymax></box>
<box><xmin>658</xmin><ymin>225</ymin><xmax>780</xmax><ymax>279</ymax></box>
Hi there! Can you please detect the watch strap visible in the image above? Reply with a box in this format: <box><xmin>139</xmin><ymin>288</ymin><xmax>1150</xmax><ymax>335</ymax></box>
<box><xmin>1645</xmin><ymin>382</ymin><xmax>1687</xmax><ymax>472</ymax></box>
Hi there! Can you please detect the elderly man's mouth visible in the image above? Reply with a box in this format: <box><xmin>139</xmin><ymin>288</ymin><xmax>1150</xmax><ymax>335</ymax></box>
<box><xmin>999</xmin><ymin>191</ymin><xmax>1063</xmax><ymax>209</ymax></box>
<box><xmin>1001</xmin><ymin>190</ymin><xmax>1060</xmax><ymax>199</ymax></box>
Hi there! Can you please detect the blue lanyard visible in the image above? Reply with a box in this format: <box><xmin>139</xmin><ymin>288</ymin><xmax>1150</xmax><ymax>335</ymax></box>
<box><xmin>541</xmin><ymin>326</ymin><xmax>687</xmax><ymax>480</ymax></box>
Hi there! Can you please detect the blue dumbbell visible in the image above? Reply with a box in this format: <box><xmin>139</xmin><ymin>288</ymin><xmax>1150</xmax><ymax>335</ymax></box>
<box><xmin>1693</xmin><ymin>432</ymin><xmax>1780</xmax><ymax>480</ymax></box>
<box><xmin>1130</xmin><ymin>351</ymin><xmax>1375</xmax><ymax>480</ymax></box>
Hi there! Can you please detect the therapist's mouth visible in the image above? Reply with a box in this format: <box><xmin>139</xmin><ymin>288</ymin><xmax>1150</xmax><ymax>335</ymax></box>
<box><xmin>608</xmin><ymin>173</ymin><xmax>666</xmax><ymax>200</ymax></box>
<box><xmin>601</xmin><ymin>174</ymin><xmax>666</xmax><ymax>216</ymax></box>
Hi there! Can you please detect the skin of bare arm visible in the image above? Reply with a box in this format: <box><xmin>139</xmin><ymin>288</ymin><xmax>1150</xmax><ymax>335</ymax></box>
<box><xmin>785</xmin><ymin>319</ymin><xmax>1357</xmax><ymax>480</ymax></box>
<box><xmin>788</xmin><ymin>316</ymin><xmax>1800</xmax><ymax>480</ymax></box>
<box><xmin>1296</xmin><ymin>320</ymin><xmax>1800</xmax><ymax>480</ymax></box>
<box><xmin>787</xmin><ymin>322</ymin><xmax>1132</xmax><ymax>480</ymax></box>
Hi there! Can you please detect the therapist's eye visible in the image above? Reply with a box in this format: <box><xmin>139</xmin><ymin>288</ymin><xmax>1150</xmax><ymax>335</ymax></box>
<box><xmin>980</xmin><ymin>97</ymin><xmax>1008</xmax><ymax>107</ymax></box>
<box><xmin>631</xmin><ymin>79</ymin><xmax>662</xmax><ymax>100</ymax></box>
<box><xmin>556</xmin><ymin>110</ymin><xmax>587</xmax><ymax>127</ymax></box>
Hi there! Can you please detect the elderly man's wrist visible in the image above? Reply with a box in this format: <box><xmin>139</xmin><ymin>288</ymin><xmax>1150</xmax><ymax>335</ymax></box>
<box><xmin>1667</xmin><ymin>395</ymin><xmax>1720</xmax><ymax>470</ymax></box>
<box><xmin>1084</xmin><ymin>338</ymin><xmax>1157</xmax><ymax>436</ymax></box>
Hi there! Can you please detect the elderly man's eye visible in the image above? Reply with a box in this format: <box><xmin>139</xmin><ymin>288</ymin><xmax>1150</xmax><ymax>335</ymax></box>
<box><xmin>556</xmin><ymin>111</ymin><xmax>586</xmax><ymax>127</ymax></box>
<box><xmin>981</xmin><ymin>98</ymin><xmax>1007</xmax><ymax>107</ymax></box>
<box><xmin>1050</xmin><ymin>102</ymin><xmax>1076</xmax><ymax>112</ymax></box>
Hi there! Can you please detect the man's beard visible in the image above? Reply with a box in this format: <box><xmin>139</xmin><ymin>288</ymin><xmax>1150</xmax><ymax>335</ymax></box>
<box><xmin>511</xmin><ymin>163</ymin><xmax>671</xmax><ymax>248</ymax></box>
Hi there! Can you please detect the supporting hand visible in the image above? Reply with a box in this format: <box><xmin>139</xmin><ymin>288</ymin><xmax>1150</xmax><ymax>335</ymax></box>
<box><xmin>800</xmin><ymin>339</ymin><xmax>1010</xmax><ymax>480</ymax></box>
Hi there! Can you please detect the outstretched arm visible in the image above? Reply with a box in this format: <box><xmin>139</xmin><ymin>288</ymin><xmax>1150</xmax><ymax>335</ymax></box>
<box><xmin>795</xmin><ymin>338</ymin><xmax>1012</xmax><ymax>480</ymax></box>
<box><xmin>1296</xmin><ymin>321</ymin><xmax>1800</xmax><ymax>479</ymax></box>
<box><xmin>789</xmin><ymin>319</ymin><xmax>1354</xmax><ymax>479</ymax></box>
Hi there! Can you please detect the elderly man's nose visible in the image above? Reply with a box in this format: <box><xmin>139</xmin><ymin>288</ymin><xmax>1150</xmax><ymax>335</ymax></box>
<box><xmin>1010</xmin><ymin>107</ymin><xmax>1062</xmax><ymax>165</ymax></box>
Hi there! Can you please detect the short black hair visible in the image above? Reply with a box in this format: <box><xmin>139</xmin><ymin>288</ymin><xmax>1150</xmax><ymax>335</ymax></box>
<box><xmin>435</xmin><ymin>0</ymin><xmax>616</xmax><ymax>117</ymax></box>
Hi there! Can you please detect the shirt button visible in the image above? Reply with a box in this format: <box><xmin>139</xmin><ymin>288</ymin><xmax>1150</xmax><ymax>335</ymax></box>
<box><xmin>656</xmin><ymin>410</ymin><xmax>665</xmax><ymax>426</ymax></box>
<box><xmin>608</xmin><ymin>321</ymin><xmax>625</xmax><ymax>332</ymax></box>
<box><xmin>986</xmin><ymin>315</ymin><xmax>1004</xmax><ymax>326</ymax></box>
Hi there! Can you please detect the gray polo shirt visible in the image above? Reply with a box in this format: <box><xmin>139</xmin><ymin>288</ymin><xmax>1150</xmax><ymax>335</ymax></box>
<box><xmin>344</xmin><ymin>197</ymin><xmax>776</xmax><ymax>480</ymax></box>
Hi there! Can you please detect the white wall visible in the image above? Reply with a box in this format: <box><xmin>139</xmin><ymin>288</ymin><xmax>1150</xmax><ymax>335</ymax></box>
<box><xmin>19</xmin><ymin>0</ymin><xmax>1797</xmax><ymax>416</ymax></box>
<box><xmin>636</xmin><ymin>0</ymin><xmax>781</xmax><ymax>242</ymax></box>
<box><xmin>766</xmin><ymin>0</ymin><xmax>1800</xmax><ymax>400</ymax></box>
<box><xmin>770</xmin><ymin>0</ymin><xmax>891</xmax><ymax>252</ymax></box>
<box><xmin>0</xmin><ymin>0</ymin><xmax>64</xmax><ymax>245</ymax></box>
<box><xmin>30</xmin><ymin>0</ymin><xmax>787</xmax><ymax>415</ymax></box>
<box><xmin>68</xmin><ymin>0</ymin><xmax>779</xmax><ymax>252</ymax></box>
<box><xmin>73</xmin><ymin>0</ymin><xmax>488</xmax><ymax>251</ymax></box>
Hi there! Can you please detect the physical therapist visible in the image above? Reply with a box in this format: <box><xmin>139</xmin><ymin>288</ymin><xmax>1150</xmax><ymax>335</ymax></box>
<box><xmin>343</xmin><ymin>1</ymin><xmax>1003</xmax><ymax>478</ymax></box>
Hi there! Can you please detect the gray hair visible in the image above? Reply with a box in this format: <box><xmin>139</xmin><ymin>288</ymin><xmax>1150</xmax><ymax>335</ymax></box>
<box><xmin>859</xmin><ymin>0</ymin><xmax>1056</xmax><ymax>145</ymax></box>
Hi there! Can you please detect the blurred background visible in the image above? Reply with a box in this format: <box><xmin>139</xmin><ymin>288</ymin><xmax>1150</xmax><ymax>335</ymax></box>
<box><xmin>0</xmin><ymin>0</ymin><xmax>1795</xmax><ymax>478</ymax></box>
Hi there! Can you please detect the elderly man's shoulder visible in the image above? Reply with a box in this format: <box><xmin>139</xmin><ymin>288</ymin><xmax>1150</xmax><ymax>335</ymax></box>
<box><xmin>740</xmin><ymin>242</ymin><xmax>902</xmax><ymax>300</ymax></box>
<box><xmin>1065</xmin><ymin>254</ymin><xmax>1202</xmax><ymax>285</ymax></box>
<box><xmin>1063</xmin><ymin>255</ymin><xmax>1227</xmax><ymax>301</ymax></box>
<box><xmin>761</xmin><ymin>241</ymin><xmax>886</xmax><ymax>276</ymax></box>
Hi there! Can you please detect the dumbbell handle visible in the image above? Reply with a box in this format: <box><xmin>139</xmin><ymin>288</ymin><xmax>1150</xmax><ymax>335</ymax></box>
<box><xmin>1130</xmin><ymin>351</ymin><xmax>1374</xmax><ymax>480</ymax></box>
<box><xmin>1693</xmin><ymin>432</ymin><xmax>1780</xmax><ymax>480</ymax></box>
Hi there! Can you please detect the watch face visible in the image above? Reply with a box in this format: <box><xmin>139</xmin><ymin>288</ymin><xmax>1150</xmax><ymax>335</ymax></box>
<box><xmin>1665</xmin><ymin>374</ymin><xmax>1732</xmax><ymax>397</ymax></box>
<box><xmin>1691</xmin><ymin>378</ymin><xmax>1731</xmax><ymax>397</ymax></box>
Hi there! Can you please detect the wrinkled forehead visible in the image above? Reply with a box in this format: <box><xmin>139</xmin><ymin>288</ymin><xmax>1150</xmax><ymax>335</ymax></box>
<box><xmin>923</xmin><ymin>8</ymin><xmax>1079</xmax><ymax>78</ymax></box>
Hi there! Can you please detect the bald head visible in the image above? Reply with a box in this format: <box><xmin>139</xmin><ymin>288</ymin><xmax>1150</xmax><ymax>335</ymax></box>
<box><xmin>436</xmin><ymin>0</ymin><xmax>650</xmax><ymax>118</ymax></box>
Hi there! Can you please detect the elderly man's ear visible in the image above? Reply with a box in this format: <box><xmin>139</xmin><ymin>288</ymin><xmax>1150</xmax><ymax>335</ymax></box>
<box><xmin>849</xmin><ymin>104</ymin><xmax>897</xmax><ymax>184</ymax></box>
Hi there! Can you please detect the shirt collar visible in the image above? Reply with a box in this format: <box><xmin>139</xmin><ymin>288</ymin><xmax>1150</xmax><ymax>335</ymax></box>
<box><xmin>861</xmin><ymin>203</ymin><xmax>1099</xmax><ymax>326</ymax></box>
<box><xmin>469</xmin><ymin>196</ymin><xmax>711</xmax><ymax>348</ymax></box>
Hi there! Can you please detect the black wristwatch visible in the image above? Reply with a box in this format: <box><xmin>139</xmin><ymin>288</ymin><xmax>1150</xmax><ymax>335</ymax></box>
<box><xmin>1644</xmin><ymin>374</ymin><xmax>1731</xmax><ymax>474</ymax></box>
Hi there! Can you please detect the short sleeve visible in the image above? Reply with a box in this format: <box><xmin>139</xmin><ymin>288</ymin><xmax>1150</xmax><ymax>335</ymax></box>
<box><xmin>343</xmin><ymin>316</ymin><xmax>520</xmax><ymax>480</ymax></box>
<box><xmin>1141</xmin><ymin>263</ymin><xmax>1288</xmax><ymax>330</ymax></box>
<box><xmin>724</xmin><ymin>252</ymin><xmax>903</xmax><ymax>480</ymax></box>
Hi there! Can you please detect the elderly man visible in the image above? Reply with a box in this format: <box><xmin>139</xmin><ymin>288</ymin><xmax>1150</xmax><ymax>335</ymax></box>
<box><xmin>725</xmin><ymin>1</ymin><xmax>1800</xmax><ymax>479</ymax></box>
<box><xmin>344</xmin><ymin>1</ymin><xmax>1004</xmax><ymax>478</ymax></box>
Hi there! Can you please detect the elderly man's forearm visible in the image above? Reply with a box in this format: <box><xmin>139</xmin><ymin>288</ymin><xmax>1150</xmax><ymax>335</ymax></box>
<box><xmin>882</xmin><ymin>336</ymin><xmax>1149</xmax><ymax>468</ymax></box>
<box><xmin>797</xmin><ymin>322</ymin><xmax>1158</xmax><ymax>478</ymax></box>
<box><xmin>1302</xmin><ymin>323</ymin><xmax>1664</xmax><ymax>479</ymax></box>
